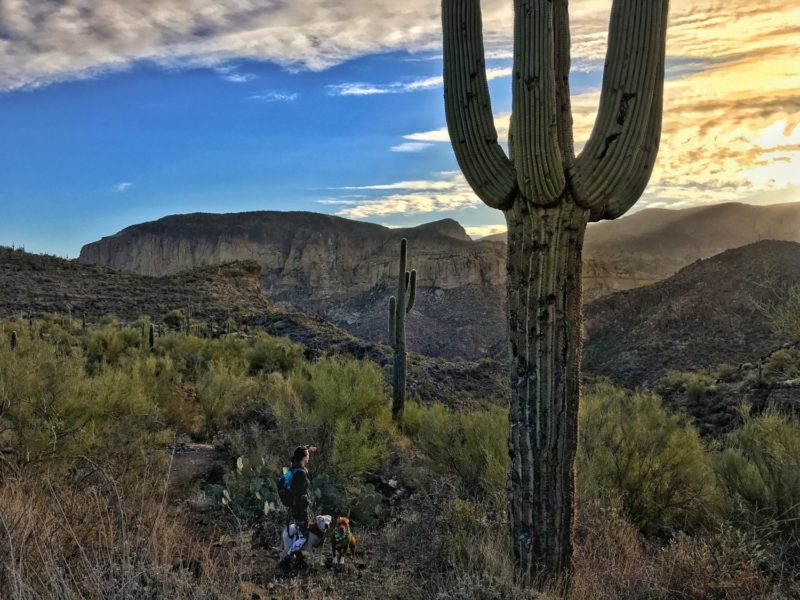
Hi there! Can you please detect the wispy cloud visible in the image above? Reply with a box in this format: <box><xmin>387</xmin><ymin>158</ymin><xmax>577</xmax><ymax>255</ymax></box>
<box><xmin>249</xmin><ymin>91</ymin><xmax>298</xmax><ymax>102</ymax></box>
<box><xmin>214</xmin><ymin>66</ymin><xmax>256</xmax><ymax>83</ymax></box>
<box><xmin>315</xmin><ymin>199</ymin><xmax>360</xmax><ymax>206</ymax></box>
<box><xmin>334</xmin><ymin>172</ymin><xmax>481</xmax><ymax>219</ymax></box>
<box><xmin>221</xmin><ymin>72</ymin><xmax>256</xmax><ymax>83</ymax></box>
<box><xmin>389</xmin><ymin>142</ymin><xmax>432</xmax><ymax>153</ymax></box>
<box><xmin>327</xmin><ymin>68</ymin><xmax>510</xmax><ymax>97</ymax></box>
<box><xmin>464</xmin><ymin>225</ymin><xmax>507</xmax><ymax>239</ymax></box>
<box><xmin>113</xmin><ymin>182</ymin><xmax>134</xmax><ymax>192</ymax></box>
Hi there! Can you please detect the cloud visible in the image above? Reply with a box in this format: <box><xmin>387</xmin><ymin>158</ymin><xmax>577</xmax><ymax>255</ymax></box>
<box><xmin>249</xmin><ymin>91</ymin><xmax>298</xmax><ymax>102</ymax></box>
<box><xmin>1</xmin><ymin>0</ymin><xmax>798</xmax><ymax>94</ymax></box>
<box><xmin>327</xmin><ymin>68</ymin><xmax>510</xmax><ymax>97</ymax></box>
<box><xmin>464</xmin><ymin>225</ymin><xmax>507</xmax><ymax>239</ymax></box>
<box><xmin>389</xmin><ymin>142</ymin><xmax>432</xmax><ymax>153</ymax></box>
<box><xmin>393</xmin><ymin>9</ymin><xmax>800</xmax><ymax>218</ymax></box>
<box><xmin>113</xmin><ymin>182</ymin><xmax>134</xmax><ymax>192</ymax></box>
<box><xmin>220</xmin><ymin>72</ymin><xmax>255</xmax><ymax>83</ymax></box>
<box><xmin>341</xmin><ymin>178</ymin><xmax>460</xmax><ymax>191</ymax></box>
<box><xmin>213</xmin><ymin>65</ymin><xmax>256</xmax><ymax>83</ymax></box>
<box><xmin>334</xmin><ymin>172</ymin><xmax>481</xmax><ymax>219</ymax></box>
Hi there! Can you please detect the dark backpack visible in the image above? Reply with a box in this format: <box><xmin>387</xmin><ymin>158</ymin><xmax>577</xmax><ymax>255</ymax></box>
<box><xmin>277</xmin><ymin>466</ymin><xmax>304</xmax><ymax>507</ymax></box>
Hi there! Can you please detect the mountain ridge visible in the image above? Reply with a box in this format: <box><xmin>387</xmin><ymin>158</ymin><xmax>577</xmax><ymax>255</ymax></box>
<box><xmin>79</xmin><ymin>202</ymin><xmax>800</xmax><ymax>359</ymax></box>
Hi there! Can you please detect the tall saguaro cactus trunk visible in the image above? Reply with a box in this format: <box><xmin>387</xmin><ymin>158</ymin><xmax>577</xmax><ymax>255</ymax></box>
<box><xmin>443</xmin><ymin>0</ymin><xmax>669</xmax><ymax>578</ymax></box>
<box><xmin>388</xmin><ymin>239</ymin><xmax>417</xmax><ymax>423</ymax></box>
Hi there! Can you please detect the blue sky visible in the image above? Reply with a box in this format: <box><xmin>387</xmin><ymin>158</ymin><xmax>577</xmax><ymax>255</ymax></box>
<box><xmin>0</xmin><ymin>0</ymin><xmax>798</xmax><ymax>257</ymax></box>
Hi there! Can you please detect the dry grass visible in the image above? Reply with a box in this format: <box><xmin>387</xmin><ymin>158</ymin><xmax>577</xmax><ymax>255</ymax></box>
<box><xmin>0</xmin><ymin>461</ymin><xmax>242</xmax><ymax>599</ymax></box>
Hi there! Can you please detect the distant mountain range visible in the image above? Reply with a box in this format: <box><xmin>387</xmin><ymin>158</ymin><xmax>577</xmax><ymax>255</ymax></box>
<box><xmin>78</xmin><ymin>202</ymin><xmax>800</xmax><ymax>360</ymax></box>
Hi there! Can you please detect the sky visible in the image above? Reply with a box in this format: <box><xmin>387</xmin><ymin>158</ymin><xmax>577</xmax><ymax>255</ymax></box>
<box><xmin>0</xmin><ymin>0</ymin><xmax>798</xmax><ymax>257</ymax></box>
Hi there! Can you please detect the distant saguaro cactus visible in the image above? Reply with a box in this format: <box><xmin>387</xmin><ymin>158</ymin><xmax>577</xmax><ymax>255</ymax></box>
<box><xmin>82</xmin><ymin>313</ymin><xmax>87</xmax><ymax>332</ymax></box>
<box><xmin>149</xmin><ymin>323</ymin><xmax>155</xmax><ymax>351</ymax></box>
<box><xmin>388</xmin><ymin>239</ymin><xmax>417</xmax><ymax>422</ymax></box>
<box><xmin>10</xmin><ymin>330</ymin><xmax>17</xmax><ymax>352</ymax></box>
<box><xmin>443</xmin><ymin>0</ymin><xmax>669</xmax><ymax>578</ymax></box>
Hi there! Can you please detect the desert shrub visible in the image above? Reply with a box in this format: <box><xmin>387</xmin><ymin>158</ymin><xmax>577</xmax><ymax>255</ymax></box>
<box><xmin>714</xmin><ymin>408</ymin><xmax>800</xmax><ymax>577</ymax></box>
<box><xmin>163</xmin><ymin>309</ymin><xmax>186</xmax><ymax>330</ymax></box>
<box><xmin>662</xmin><ymin>369</ymin><xmax>715</xmax><ymax>402</ymax></box>
<box><xmin>84</xmin><ymin>326</ymin><xmax>145</xmax><ymax>368</ymax></box>
<box><xmin>755</xmin><ymin>282</ymin><xmax>800</xmax><ymax>341</ymax></box>
<box><xmin>288</xmin><ymin>356</ymin><xmax>394</xmax><ymax>480</ymax></box>
<box><xmin>0</xmin><ymin>336</ymin><xmax>171</xmax><ymax>476</ymax></box>
<box><xmin>762</xmin><ymin>348</ymin><xmax>800</xmax><ymax>379</ymax></box>
<box><xmin>577</xmin><ymin>381</ymin><xmax>716</xmax><ymax>536</ymax></box>
<box><xmin>404</xmin><ymin>401</ymin><xmax>508</xmax><ymax>498</ymax></box>
<box><xmin>128</xmin><ymin>353</ymin><xmax>202</xmax><ymax>436</ymax></box>
<box><xmin>155</xmin><ymin>335</ymin><xmax>215</xmax><ymax>378</ymax></box>
<box><xmin>196</xmin><ymin>362</ymin><xmax>256</xmax><ymax>438</ymax></box>
<box><xmin>716</xmin><ymin>363</ymin><xmax>739</xmax><ymax>382</ymax></box>
<box><xmin>246</xmin><ymin>333</ymin><xmax>303</xmax><ymax>375</ymax></box>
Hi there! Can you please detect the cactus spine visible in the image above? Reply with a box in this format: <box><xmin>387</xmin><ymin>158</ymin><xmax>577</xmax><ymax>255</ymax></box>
<box><xmin>442</xmin><ymin>0</ymin><xmax>669</xmax><ymax>578</ymax></box>
<box><xmin>388</xmin><ymin>238</ymin><xmax>416</xmax><ymax>422</ymax></box>
<box><xmin>10</xmin><ymin>330</ymin><xmax>17</xmax><ymax>352</ymax></box>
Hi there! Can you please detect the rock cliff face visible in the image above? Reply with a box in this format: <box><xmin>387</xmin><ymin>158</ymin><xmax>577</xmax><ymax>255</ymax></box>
<box><xmin>80</xmin><ymin>212</ymin><xmax>507</xmax><ymax>358</ymax></box>
<box><xmin>80</xmin><ymin>202</ymin><xmax>800</xmax><ymax>359</ymax></box>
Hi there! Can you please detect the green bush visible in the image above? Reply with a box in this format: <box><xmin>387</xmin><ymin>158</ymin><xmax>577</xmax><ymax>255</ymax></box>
<box><xmin>0</xmin><ymin>329</ymin><xmax>170</xmax><ymax>475</ymax></box>
<box><xmin>762</xmin><ymin>348</ymin><xmax>800</xmax><ymax>379</ymax></box>
<box><xmin>714</xmin><ymin>408</ymin><xmax>800</xmax><ymax>573</ymax></box>
<box><xmin>663</xmin><ymin>370</ymin><xmax>715</xmax><ymax>403</ymax></box>
<box><xmin>196</xmin><ymin>362</ymin><xmax>255</xmax><ymax>438</ymax></box>
<box><xmin>577</xmin><ymin>381</ymin><xmax>716</xmax><ymax>536</ymax></box>
<box><xmin>404</xmin><ymin>401</ymin><xmax>508</xmax><ymax>498</ymax></box>
<box><xmin>163</xmin><ymin>309</ymin><xmax>185</xmax><ymax>331</ymax></box>
<box><xmin>246</xmin><ymin>333</ymin><xmax>303</xmax><ymax>375</ymax></box>
<box><xmin>288</xmin><ymin>357</ymin><xmax>394</xmax><ymax>480</ymax></box>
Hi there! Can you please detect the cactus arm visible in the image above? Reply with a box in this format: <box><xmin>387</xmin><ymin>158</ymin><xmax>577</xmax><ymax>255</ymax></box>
<box><xmin>388</xmin><ymin>296</ymin><xmax>397</xmax><ymax>347</ymax></box>
<box><xmin>553</xmin><ymin>0</ymin><xmax>575</xmax><ymax>168</ymax></box>
<box><xmin>406</xmin><ymin>270</ymin><xmax>417</xmax><ymax>313</ymax></box>
<box><xmin>442</xmin><ymin>0</ymin><xmax>518</xmax><ymax>210</ymax></box>
<box><xmin>395</xmin><ymin>239</ymin><xmax>407</xmax><ymax>340</ymax></box>
<box><xmin>512</xmin><ymin>0</ymin><xmax>567</xmax><ymax>205</ymax></box>
<box><xmin>570</xmin><ymin>0</ymin><xmax>669</xmax><ymax>221</ymax></box>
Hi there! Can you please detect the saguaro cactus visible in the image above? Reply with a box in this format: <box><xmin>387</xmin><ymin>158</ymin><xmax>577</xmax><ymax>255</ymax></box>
<box><xmin>10</xmin><ymin>330</ymin><xmax>17</xmax><ymax>352</ymax></box>
<box><xmin>443</xmin><ymin>0</ymin><xmax>669</xmax><ymax>577</ymax></box>
<box><xmin>388</xmin><ymin>238</ymin><xmax>417</xmax><ymax>422</ymax></box>
<box><xmin>149</xmin><ymin>323</ymin><xmax>155</xmax><ymax>351</ymax></box>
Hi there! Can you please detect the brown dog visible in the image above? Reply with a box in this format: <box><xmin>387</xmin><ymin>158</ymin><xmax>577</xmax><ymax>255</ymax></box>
<box><xmin>331</xmin><ymin>516</ymin><xmax>356</xmax><ymax>565</ymax></box>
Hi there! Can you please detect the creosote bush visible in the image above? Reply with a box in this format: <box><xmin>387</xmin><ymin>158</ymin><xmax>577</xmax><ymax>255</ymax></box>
<box><xmin>577</xmin><ymin>381</ymin><xmax>716</xmax><ymax>536</ymax></box>
<box><xmin>246</xmin><ymin>332</ymin><xmax>303</xmax><ymax>375</ymax></box>
<box><xmin>404</xmin><ymin>401</ymin><xmax>508</xmax><ymax>498</ymax></box>
<box><xmin>715</xmin><ymin>407</ymin><xmax>800</xmax><ymax>577</ymax></box>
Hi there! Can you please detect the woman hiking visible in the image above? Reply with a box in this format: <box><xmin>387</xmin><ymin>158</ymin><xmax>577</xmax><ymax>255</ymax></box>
<box><xmin>287</xmin><ymin>445</ymin><xmax>316</xmax><ymax>540</ymax></box>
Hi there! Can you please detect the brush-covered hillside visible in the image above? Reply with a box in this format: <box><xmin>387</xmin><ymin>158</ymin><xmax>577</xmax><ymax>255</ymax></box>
<box><xmin>0</xmin><ymin>246</ymin><xmax>504</xmax><ymax>409</ymax></box>
<box><xmin>584</xmin><ymin>240</ymin><xmax>800</xmax><ymax>385</ymax></box>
